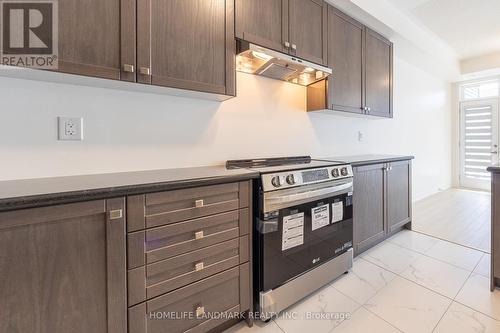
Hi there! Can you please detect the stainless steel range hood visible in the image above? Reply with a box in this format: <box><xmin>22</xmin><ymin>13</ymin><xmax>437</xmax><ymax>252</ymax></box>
<box><xmin>236</xmin><ymin>41</ymin><xmax>332</xmax><ymax>87</ymax></box>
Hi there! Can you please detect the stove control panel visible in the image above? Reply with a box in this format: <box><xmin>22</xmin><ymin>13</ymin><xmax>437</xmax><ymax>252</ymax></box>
<box><xmin>262</xmin><ymin>164</ymin><xmax>353</xmax><ymax>192</ymax></box>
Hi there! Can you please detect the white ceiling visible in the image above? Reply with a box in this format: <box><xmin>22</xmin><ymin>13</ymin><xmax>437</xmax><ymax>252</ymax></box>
<box><xmin>387</xmin><ymin>0</ymin><xmax>500</xmax><ymax>59</ymax></box>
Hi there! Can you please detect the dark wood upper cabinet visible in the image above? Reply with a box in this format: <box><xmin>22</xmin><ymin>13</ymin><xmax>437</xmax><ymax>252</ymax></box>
<box><xmin>235</xmin><ymin>0</ymin><xmax>287</xmax><ymax>53</ymax></box>
<box><xmin>56</xmin><ymin>0</ymin><xmax>135</xmax><ymax>82</ymax></box>
<box><xmin>307</xmin><ymin>5</ymin><xmax>393</xmax><ymax>118</ymax></box>
<box><xmin>137</xmin><ymin>0</ymin><xmax>235</xmax><ymax>95</ymax></box>
<box><xmin>365</xmin><ymin>28</ymin><xmax>393</xmax><ymax>118</ymax></box>
<box><xmin>326</xmin><ymin>6</ymin><xmax>364</xmax><ymax>114</ymax></box>
<box><xmin>288</xmin><ymin>0</ymin><xmax>327</xmax><ymax>65</ymax></box>
<box><xmin>0</xmin><ymin>199</ymin><xmax>127</xmax><ymax>333</ymax></box>
<box><xmin>235</xmin><ymin>0</ymin><xmax>327</xmax><ymax>65</ymax></box>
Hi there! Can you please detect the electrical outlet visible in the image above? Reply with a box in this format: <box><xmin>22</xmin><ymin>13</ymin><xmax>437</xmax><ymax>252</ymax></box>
<box><xmin>58</xmin><ymin>117</ymin><xmax>83</xmax><ymax>141</ymax></box>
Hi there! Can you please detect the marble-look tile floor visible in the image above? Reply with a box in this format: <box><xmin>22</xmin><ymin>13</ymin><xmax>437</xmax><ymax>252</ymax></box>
<box><xmin>224</xmin><ymin>230</ymin><xmax>500</xmax><ymax>333</ymax></box>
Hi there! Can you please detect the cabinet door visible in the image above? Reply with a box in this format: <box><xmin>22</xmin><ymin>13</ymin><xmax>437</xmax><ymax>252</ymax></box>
<box><xmin>288</xmin><ymin>0</ymin><xmax>327</xmax><ymax>65</ymax></box>
<box><xmin>353</xmin><ymin>164</ymin><xmax>385</xmax><ymax>255</ymax></box>
<box><xmin>327</xmin><ymin>6</ymin><xmax>364</xmax><ymax>114</ymax></box>
<box><xmin>235</xmin><ymin>0</ymin><xmax>287</xmax><ymax>53</ymax></box>
<box><xmin>57</xmin><ymin>0</ymin><xmax>135</xmax><ymax>81</ymax></box>
<box><xmin>0</xmin><ymin>199</ymin><xmax>126</xmax><ymax>333</ymax></box>
<box><xmin>386</xmin><ymin>160</ymin><xmax>412</xmax><ymax>233</ymax></box>
<box><xmin>138</xmin><ymin>0</ymin><xmax>235</xmax><ymax>95</ymax></box>
<box><xmin>365</xmin><ymin>28</ymin><xmax>393</xmax><ymax>118</ymax></box>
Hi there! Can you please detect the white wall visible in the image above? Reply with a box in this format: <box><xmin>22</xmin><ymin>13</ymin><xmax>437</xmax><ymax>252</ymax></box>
<box><xmin>0</xmin><ymin>54</ymin><xmax>451</xmax><ymax>201</ymax></box>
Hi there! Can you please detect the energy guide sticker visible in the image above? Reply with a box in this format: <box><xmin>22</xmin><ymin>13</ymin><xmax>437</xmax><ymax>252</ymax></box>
<box><xmin>332</xmin><ymin>201</ymin><xmax>344</xmax><ymax>223</ymax></box>
<box><xmin>282</xmin><ymin>212</ymin><xmax>304</xmax><ymax>251</ymax></box>
<box><xmin>311</xmin><ymin>204</ymin><xmax>330</xmax><ymax>231</ymax></box>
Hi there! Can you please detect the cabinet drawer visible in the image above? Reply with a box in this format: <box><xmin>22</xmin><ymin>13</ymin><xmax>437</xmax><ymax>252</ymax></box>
<box><xmin>128</xmin><ymin>209</ymin><xmax>249</xmax><ymax>268</ymax></box>
<box><xmin>129</xmin><ymin>266</ymin><xmax>246</xmax><ymax>333</ymax></box>
<box><xmin>128</xmin><ymin>236</ymin><xmax>250</xmax><ymax>305</ymax></box>
<box><xmin>128</xmin><ymin>182</ymin><xmax>251</xmax><ymax>231</ymax></box>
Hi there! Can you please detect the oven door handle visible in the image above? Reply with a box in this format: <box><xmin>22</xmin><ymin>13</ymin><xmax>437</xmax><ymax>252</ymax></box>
<box><xmin>266</xmin><ymin>182</ymin><xmax>353</xmax><ymax>205</ymax></box>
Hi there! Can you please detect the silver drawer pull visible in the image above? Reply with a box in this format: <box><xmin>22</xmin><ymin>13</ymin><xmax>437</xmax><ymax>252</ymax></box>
<box><xmin>123</xmin><ymin>64</ymin><xmax>135</xmax><ymax>73</ymax></box>
<box><xmin>195</xmin><ymin>306</ymin><xmax>205</xmax><ymax>317</ymax></box>
<box><xmin>140</xmin><ymin>67</ymin><xmax>151</xmax><ymax>75</ymax></box>
<box><xmin>195</xmin><ymin>262</ymin><xmax>204</xmax><ymax>271</ymax></box>
<box><xmin>109</xmin><ymin>209</ymin><xmax>123</xmax><ymax>220</ymax></box>
<box><xmin>194</xmin><ymin>231</ymin><xmax>204</xmax><ymax>240</ymax></box>
<box><xmin>195</xmin><ymin>199</ymin><xmax>204</xmax><ymax>208</ymax></box>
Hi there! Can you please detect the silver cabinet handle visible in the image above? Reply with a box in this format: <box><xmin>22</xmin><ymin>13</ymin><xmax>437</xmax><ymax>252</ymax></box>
<box><xmin>195</xmin><ymin>199</ymin><xmax>204</xmax><ymax>208</ymax></box>
<box><xmin>195</xmin><ymin>262</ymin><xmax>204</xmax><ymax>271</ymax></box>
<box><xmin>284</xmin><ymin>41</ymin><xmax>290</xmax><ymax>48</ymax></box>
<box><xmin>123</xmin><ymin>64</ymin><xmax>135</xmax><ymax>73</ymax></box>
<box><xmin>195</xmin><ymin>306</ymin><xmax>205</xmax><ymax>317</ymax></box>
<box><xmin>194</xmin><ymin>231</ymin><xmax>204</xmax><ymax>240</ymax></box>
<box><xmin>291</xmin><ymin>44</ymin><xmax>297</xmax><ymax>50</ymax></box>
<box><xmin>109</xmin><ymin>209</ymin><xmax>123</xmax><ymax>220</ymax></box>
<box><xmin>140</xmin><ymin>67</ymin><xmax>151</xmax><ymax>75</ymax></box>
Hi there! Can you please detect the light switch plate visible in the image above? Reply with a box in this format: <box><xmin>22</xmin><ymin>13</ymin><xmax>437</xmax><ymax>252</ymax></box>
<box><xmin>58</xmin><ymin>117</ymin><xmax>83</xmax><ymax>141</ymax></box>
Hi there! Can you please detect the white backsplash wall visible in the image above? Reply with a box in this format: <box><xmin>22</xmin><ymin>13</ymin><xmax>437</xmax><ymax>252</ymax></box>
<box><xmin>0</xmin><ymin>56</ymin><xmax>451</xmax><ymax>201</ymax></box>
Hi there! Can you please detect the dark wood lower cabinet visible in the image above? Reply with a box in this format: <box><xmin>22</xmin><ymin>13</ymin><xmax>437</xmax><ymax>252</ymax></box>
<box><xmin>0</xmin><ymin>199</ymin><xmax>127</xmax><ymax>333</ymax></box>
<box><xmin>353</xmin><ymin>163</ymin><xmax>386</xmax><ymax>255</ymax></box>
<box><xmin>0</xmin><ymin>180</ymin><xmax>252</xmax><ymax>333</ymax></box>
<box><xmin>386</xmin><ymin>160</ymin><xmax>412</xmax><ymax>232</ymax></box>
<box><xmin>353</xmin><ymin>160</ymin><xmax>412</xmax><ymax>255</ymax></box>
<box><xmin>128</xmin><ymin>265</ymin><xmax>250</xmax><ymax>333</ymax></box>
<box><xmin>488</xmin><ymin>169</ymin><xmax>500</xmax><ymax>290</ymax></box>
<box><xmin>127</xmin><ymin>180</ymin><xmax>253</xmax><ymax>333</ymax></box>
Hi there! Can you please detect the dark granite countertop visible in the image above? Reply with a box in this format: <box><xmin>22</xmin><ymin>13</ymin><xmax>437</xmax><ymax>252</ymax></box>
<box><xmin>487</xmin><ymin>164</ymin><xmax>500</xmax><ymax>173</ymax></box>
<box><xmin>316</xmin><ymin>154</ymin><xmax>414</xmax><ymax>166</ymax></box>
<box><xmin>0</xmin><ymin>166</ymin><xmax>259</xmax><ymax>212</ymax></box>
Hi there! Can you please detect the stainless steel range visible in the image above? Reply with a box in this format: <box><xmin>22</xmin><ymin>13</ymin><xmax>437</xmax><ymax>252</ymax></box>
<box><xmin>226</xmin><ymin>156</ymin><xmax>354</xmax><ymax>320</ymax></box>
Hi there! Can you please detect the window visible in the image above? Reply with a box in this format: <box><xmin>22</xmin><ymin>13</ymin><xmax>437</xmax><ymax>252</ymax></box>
<box><xmin>461</xmin><ymin>80</ymin><xmax>499</xmax><ymax>101</ymax></box>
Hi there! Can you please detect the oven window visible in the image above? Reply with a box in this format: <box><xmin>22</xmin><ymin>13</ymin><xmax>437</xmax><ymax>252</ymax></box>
<box><xmin>258</xmin><ymin>193</ymin><xmax>353</xmax><ymax>291</ymax></box>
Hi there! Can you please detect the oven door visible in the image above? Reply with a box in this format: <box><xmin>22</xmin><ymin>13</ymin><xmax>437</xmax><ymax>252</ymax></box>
<box><xmin>256</xmin><ymin>179</ymin><xmax>353</xmax><ymax>292</ymax></box>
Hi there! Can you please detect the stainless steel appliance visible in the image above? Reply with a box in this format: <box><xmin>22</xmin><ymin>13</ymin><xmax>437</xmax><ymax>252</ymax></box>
<box><xmin>226</xmin><ymin>157</ymin><xmax>353</xmax><ymax>320</ymax></box>
<box><xmin>235</xmin><ymin>41</ymin><xmax>332</xmax><ymax>86</ymax></box>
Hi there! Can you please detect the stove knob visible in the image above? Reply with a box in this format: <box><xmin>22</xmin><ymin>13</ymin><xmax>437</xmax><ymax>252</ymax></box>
<box><xmin>331</xmin><ymin>169</ymin><xmax>339</xmax><ymax>178</ymax></box>
<box><xmin>286</xmin><ymin>174</ymin><xmax>296</xmax><ymax>185</ymax></box>
<box><xmin>271</xmin><ymin>176</ymin><xmax>282</xmax><ymax>188</ymax></box>
<box><xmin>341</xmin><ymin>167</ymin><xmax>348</xmax><ymax>176</ymax></box>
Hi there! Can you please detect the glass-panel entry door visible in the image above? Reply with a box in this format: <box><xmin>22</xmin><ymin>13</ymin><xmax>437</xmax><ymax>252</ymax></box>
<box><xmin>460</xmin><ymin>99</ymin><xmax>499</xmax><ymax>190</ymax></box>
